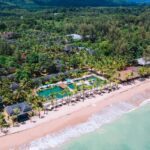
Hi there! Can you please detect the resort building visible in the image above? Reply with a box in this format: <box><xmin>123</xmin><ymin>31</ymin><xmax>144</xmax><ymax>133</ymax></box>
<box><xmin>10</xmin><ymin>82</ymin><xmax>19</xmax><ymax>91</ymax></box>
<box><xmin>4</xmin><ymin>102</ymin><xmax>32</xmax><ymax>125</ymax></box>
<box><xmin>58</xmin><ymin>82</ymin><xmax>68</xmax><ymax>89</ymax></box>
<box><xmin>137</xmin><ymin>58</ymin><xmax>150</xmax><ymax>66</ymax></box>
<box><xmin>117</xmin><ymin>67</ymin><xmax>139</xmax><ymax>82</ymax></box>
<box><xmin>66</xmin><ymin>34</ymin><xmax>83</xmax><ymax>40</ymax></box>
<box><xmin>0</xmin><ymin>32</ymin><xmax>19</xmax><ymax>40</ymax></box>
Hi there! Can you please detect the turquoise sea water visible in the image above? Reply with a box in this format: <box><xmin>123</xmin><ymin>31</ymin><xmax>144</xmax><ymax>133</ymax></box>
<box><xmin>62</xmin><ymin>104</ymin><xmax>150</xmax><ymax>150</ymax></box>
<box><xmin>28</xmin><ymin>102</ymin><xmax>150</xmax><ymax>150</ymax></box>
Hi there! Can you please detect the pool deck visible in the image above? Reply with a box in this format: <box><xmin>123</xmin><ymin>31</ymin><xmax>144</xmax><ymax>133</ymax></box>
<box><xmin>37</xmin><ymin>74</ymin><xmax>106</xmax><ymax>99</ymax></box>
<box><xmin>37</xmin><ymin>74</ymin><xmax>106</xmax><ymax>90</ymax></box>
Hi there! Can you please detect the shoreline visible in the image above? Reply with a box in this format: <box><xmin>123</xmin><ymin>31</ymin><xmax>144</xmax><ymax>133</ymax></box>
<box><xmin>0</xmin><ymin>78</ymin><xmax>150</xmax><ymax>149</ymax></box>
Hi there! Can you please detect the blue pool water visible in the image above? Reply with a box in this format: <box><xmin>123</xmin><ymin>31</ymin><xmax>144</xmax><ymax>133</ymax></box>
<box><xmin>38</xmin><ymin>75</ymin><xmax>105</xmax><ymax>99</ymax></box>
<box><xmin>38</xmin><ymin>86</ymin><xmax>64</xmax><ymax>99</ymax></box>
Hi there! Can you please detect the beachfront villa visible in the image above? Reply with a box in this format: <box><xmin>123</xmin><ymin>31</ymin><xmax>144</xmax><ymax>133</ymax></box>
<box><xmin>4</xmin><ymin>102</ymin><xmax>32</xmax><ymax>125</ymax></box>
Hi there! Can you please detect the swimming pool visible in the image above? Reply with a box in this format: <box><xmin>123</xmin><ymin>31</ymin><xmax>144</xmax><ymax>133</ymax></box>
<box><xmin>38</xmin><ymin>75</ymin><xmax>106</xmax><ymax>99</ymax></box>
<box><xmin>38</xmin><ymin>86</ymin><xmax>63</xmax><ymax>98</ymax></box>
<box><xmin>68</xmin><ymin>83</ymin><xmax>75</xmax><ymax>90</ymax></box>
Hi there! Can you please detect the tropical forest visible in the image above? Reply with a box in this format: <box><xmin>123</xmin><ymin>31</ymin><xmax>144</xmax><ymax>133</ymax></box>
<box><xmin>0</xmin><ymin>2</ymin><xmax>150</xmax><ymax>127</ymax></box>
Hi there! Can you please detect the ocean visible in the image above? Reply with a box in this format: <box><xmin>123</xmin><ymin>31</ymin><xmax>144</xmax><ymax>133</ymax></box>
<box><xmin>27</xmin><ymin>100</ymin><xmax>150</xmax><ymax>150</ymax></box>
<box><xmin>62</xmin><ymin>103</ymin><xmax>150</xmax><ymax>150</ymax></box>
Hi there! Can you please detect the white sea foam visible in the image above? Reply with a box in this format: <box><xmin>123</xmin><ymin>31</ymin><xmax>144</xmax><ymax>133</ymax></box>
<box><xmin>22</xmin><ymin>101</ymin><xmax>139</xmax><ymax>150</ymax></box>
<box><xmin>140</xmin><ymin>99</ymin><xmax>150</xmax><ymax>106</ymax></box>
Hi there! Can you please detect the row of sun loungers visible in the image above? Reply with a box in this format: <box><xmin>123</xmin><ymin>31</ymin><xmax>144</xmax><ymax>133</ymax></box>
<box><xmin>44</xmin><ymin>84</ymin><xmax>120</xmax><ymax>111</ymax></box>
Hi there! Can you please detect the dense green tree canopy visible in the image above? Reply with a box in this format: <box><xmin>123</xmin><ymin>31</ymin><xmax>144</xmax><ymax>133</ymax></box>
<box><xmin>0</xmin><ymin>6</ymin><xmax>150</xmax><ymax>107</ymax></box>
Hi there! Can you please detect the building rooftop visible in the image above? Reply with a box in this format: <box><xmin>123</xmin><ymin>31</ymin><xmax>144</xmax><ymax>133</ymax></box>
<box><xmin>10</xmin><ymin>82</ymin><xmax>19</xmax><ymax>91</ymax></box>
<box><xmin>137</xmin><ymin>58</ymin><xmax>150</xmax><ymax>66</ymax></box>
<box><xmin>58</xmin><ymin>83</ymin><xmax>68</xmax><ymax>89</ymax></box>
<box><xmin>0</xmin><ymin>32</ymin><xmax>18</xmax><ymax>40</ymax></box>
<box><xmin>67</xmin><ymin>34</ymin><xmax>82</xmax><ymax>40</ymax></box>
<box><xmin>5</xmin><ymin>102</ymin><xmax>32</xmax><ymax>116</ymax></box>
<box><xmin>117</xmin><ymin>67</ymin><xmax>139</xmax><ymax>81</ymax></box>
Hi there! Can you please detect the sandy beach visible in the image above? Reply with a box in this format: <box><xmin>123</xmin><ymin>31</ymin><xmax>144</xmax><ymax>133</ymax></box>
<box><xmin>0</xmin><ymin>78</ymin><xmax>150</xmax><ymax>149</ymax></box>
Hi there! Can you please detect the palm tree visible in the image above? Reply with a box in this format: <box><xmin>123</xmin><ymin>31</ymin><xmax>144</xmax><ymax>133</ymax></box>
<box><xmin>93</xmin><ymin>78</ymin><xmax>100</xmax><ymax>89</ymax></box>
<box><xmin>12</xmin><ymin>90</ymin><xmax>20</xmax><ymax>102</ymax></box>
<box><xmin>28</xmin><ymin>111</ymin><xmax>34</xmax><ymax>122</ymax></box>
<box><xmin>49</xmin><ymin>93</ymin><xmax>57</xmax><ymax>110</ymax></box>
<box><xmin>34</xmin><ymin>104</ymin><xmax>42</xmax><ymax>118</ymax></box>
<box><xmin>20</xmin><ymin>79</ymin><xmax>33</xmax><ymax>91</ymax></box>
<box><xmin>94</xmin><ymin>78</ymin><xmax>103</xmax><ymax>94</ymax></box>
<box><xmin>31</xmin><ymin>96</ymin><xmax>43</xmax><ymax>118</ymax></box>
<box><xmin>3</xmin><ymin>96</ymin><xmax>13</xmax><ymax>105</ymax></box>
<box><xmin>12</xmin><ymin>88</ymin><xmax>27</xmax><ymax>103</ymax></box>
<box><xmin>62</xmin><ymin>88</ymin><xmax>71</xmax><ymax>105</ymax></box>
<box><xmin>0</xmin><ymin>114</ymin><xmax>7</xmax><ymax>133</ymax></box>
<box><xmin>40</xmin><ymin>97</ymin><xmax>47</xmax><ymax>114</ymax></box>
<box><xmin>113</xmin><ymin>78</ymin><xmax>120</xmax><ymax>90</ymax></box>
<box><xmin>138</xmin><ymin>67</ymin><xmax>149</xmax><ymax>77</ymax></box>
<box><xmin>109</xmin><ymin>75</ymin><xmax>116</xmax><ymax>91</ymax></box>
<box><xmin>80</xmin><ymin>81</ymin><xmax>87</xmax><ymax>101</ymax></box>
<box><xmin>12</xmin><ymin>108</ymin><xmax>20</xmax><ymax>126</ymax></box>
<box><xmin>72</xmin><ymin>84</ymin><xmax>80</xmax><ymax>101</ymax></box>
<box><xmin>73</xmin><ymin>84</ymin><xmax>79</xmax><ymax>95</ymax></box>
<box><xmin>68</xmin><ymin>90</ymin><xmax>73</xmax><ymax>104</ymax></box>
